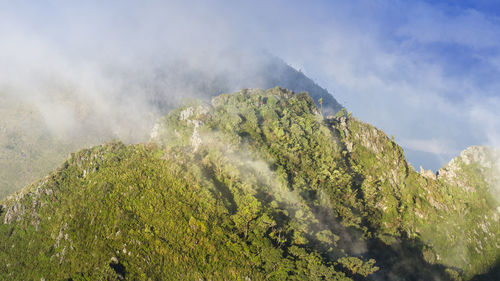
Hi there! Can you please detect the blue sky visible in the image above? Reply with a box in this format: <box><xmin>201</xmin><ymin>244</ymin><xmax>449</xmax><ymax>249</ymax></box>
<box><xmin>1</xmin><ymin>0</ymin><xmax>500</xmax><ymax>170</ymax></box>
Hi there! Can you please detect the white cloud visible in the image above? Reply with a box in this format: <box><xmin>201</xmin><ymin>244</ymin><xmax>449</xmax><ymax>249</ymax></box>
<box><xmin>400</xmin><ymin>138</ymin><xmax>458</xmax><ymax>156</ymax></box>
<box><xmin>259</xmin><ymin>0</ymin><xmax>500</xmax><ymax>169</ymax></box>
<box><xmin>1</xmin><ymin>0</ymin><xmax>499</xmax><ymax>171</ymax></box>
<box><xmin>397</xmin><ymin>5</ymin><xmax>500</xmax><ymax>49</ymax></box>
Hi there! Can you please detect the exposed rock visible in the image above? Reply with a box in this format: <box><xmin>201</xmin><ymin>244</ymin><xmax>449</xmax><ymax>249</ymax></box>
<box><xmin>190</xmin><ymin>120</ymin><xmax>202</xmax><ymax>151</ymax></box>
<box><xmin>179</xmin><ymin>107</ymin><xmax>194</xmax><ymax>121</ymax></box>
<box><xmin>438</xmin><ymin>146</ymin><xmax>500</xmax><ymax>193</ymax></box>
<box><xmin>420</xmin><ymin>166</ymin><xmax>436</xmax><ymax>180</ymax></box>
<box><xmin>149</xmin><ymin>122</ymin><xmax>161</xmax><ymax>141</ymax></box>
<box><xmin>326</xmin><ymin>115</ymin><xmax>352</xmax><ymax>152</ymax></box>
<box><xmin>110</xmin><ymin>256</ymin><xmax>119</xmax><ymax>264</ymax></box>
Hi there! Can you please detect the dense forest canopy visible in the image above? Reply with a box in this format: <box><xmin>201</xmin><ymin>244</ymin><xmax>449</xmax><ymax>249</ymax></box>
<box><xmin>1</xmin><ymin>88</ymin><xmax>499</xmax><ymax>280</ymax></box>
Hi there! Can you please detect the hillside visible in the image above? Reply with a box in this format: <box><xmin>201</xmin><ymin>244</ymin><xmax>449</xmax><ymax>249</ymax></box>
<box><xmin>330</xmin><ymin>112</ymin><xmax>500</xmax><ymax>279</ymax></box>
<box><xmin>0</xmin><ymin>88</ymin><xmax>498</xmax><ymax>280</ymax></box>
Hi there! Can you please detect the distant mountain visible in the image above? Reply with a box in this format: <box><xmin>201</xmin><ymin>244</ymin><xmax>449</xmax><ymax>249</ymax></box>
<box><xmin>0</xmin><ymin>54</ymin><xmax>342</xmax><ymax>199</ymax></box>
<box><xmin>1</xmin><ymin>88</ymin><xmax>498</xmax><ymax>280</ymax></box>
<box><xmin>144</xmin><ymin>54</ymin><xmax>342</xmax><ymax>115</ymax></box>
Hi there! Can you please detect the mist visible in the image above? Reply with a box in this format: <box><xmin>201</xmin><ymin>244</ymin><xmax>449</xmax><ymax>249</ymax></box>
<box><xmin>1</xmin><ymin>0</ymin><xmax>500</xmax><ymax>197</ymax></box>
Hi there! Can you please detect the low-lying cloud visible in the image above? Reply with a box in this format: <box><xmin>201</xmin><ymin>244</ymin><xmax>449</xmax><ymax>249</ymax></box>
<box><xmin>1</xmin><ymin>0</ymin><xmax>499</xmax><ymax>173</ymax></box>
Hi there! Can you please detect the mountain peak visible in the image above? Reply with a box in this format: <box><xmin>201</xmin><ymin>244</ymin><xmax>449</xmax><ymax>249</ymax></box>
<box><xmin>438</xmin><ymin>145</ymin><xmax>500</xmax><ymax>194</ymax></box>
<box><xmin>1</xmin><ymin>88</ymin><xmax>499</xmax><ymax>280</ymax></box>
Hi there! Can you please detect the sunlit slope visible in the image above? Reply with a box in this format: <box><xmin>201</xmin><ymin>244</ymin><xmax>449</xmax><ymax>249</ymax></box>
<box><xmin>1</xmin><ymin>88</ymin><xmax>498</xmax><ymax>280</ymax></box>
<box><xmin>330</xmin><ymin>112</ymin><xmax>500</xmax><ymax>279</ymax></box>
<box><xmin>0</xmin><ymin>89</ymin><xmax>371</xmax><ymax>280</ymax></box>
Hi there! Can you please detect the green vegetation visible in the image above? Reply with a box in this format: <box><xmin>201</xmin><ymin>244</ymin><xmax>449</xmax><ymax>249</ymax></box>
<box><xmin>329</xmin><ymin>110</ymin><xmax>500</xmax><ymax>280</ymax></box>
<box><xmin>0</xmin><ymin>88</ymin><xmax>498</xmax><ymax>280</ymax></box>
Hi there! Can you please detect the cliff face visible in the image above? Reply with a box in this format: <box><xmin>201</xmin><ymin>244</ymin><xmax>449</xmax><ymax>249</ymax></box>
<box><xmin>0</xmin><ymin>88</ymin><xmax>498</xmax><ymax>280</ymax></box>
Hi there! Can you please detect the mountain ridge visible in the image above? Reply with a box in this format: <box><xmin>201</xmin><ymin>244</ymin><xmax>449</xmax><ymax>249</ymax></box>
<box><xmin>1</xmin><ymin>88</ymin><xmax>499</xmax><ymax>280</ymax></box>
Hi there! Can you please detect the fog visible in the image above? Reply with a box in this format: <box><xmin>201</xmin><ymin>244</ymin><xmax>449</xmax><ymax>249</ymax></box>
<box><xmin>1</xmin><ymin>0</ymin><xmax>500</xmax><ymax>196</ymax></box>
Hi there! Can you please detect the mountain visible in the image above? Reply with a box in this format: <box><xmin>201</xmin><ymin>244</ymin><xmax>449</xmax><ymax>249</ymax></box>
<box><xmin>1</xmin><ymin>88</ymin><xmax>498</xmax><ymax>280</ymax></box>
<box><xmin>331</xmin><ymin>112</ymin><xmax>500</xmax><ymax>280</ymax></box>
<box><xmin>0</xmin><ymin>54</ymin><xmax>342</xmax><ymax>199</ymax></box>
<box><xmin>145</xmin><ymin>55</ymin><xmax>342</xmax><ymax>116</ymax></box>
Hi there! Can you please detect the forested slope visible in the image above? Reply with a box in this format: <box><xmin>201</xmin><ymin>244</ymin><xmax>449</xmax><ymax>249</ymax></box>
<box><xmin>1</xmin><ymin>88</ymin><xmax>498</xmax><ymax>280</ymax></box>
